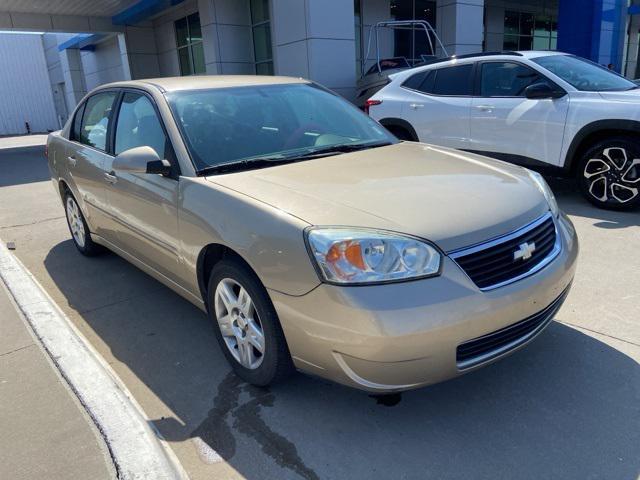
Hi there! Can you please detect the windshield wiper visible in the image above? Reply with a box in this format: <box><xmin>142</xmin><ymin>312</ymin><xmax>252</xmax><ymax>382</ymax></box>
<box><xmin>197</xmin><ymin>141</ymin><xmax>393</xmax><ymax>176</ymax></box>
<box><xmin>287</xmin><ymin>140</ymin><xmax>393</xmax><ymax>160</ymax></box>
<box><xmin>197</xmin><ymin>155</ymin><xmax>295</xmax><ymax>175</ymax></box>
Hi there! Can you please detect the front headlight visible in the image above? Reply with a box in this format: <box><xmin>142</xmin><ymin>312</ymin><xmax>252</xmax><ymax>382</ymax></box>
<box><xmin>305</xmin><ymin>228</ymin><xmax>441</xmax><ymax>285</ymax></box>
<box><xmin>528</xmin><ymin>170</ymin><xmax>559</xmax><ymax>217</ymax></box>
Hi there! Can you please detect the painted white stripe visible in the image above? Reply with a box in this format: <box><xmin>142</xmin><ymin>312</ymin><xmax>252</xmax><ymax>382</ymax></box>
<box><xmin>0</xmin><ymin>242</ymin><xmax>189</xmax><ymax>480</ymax></box>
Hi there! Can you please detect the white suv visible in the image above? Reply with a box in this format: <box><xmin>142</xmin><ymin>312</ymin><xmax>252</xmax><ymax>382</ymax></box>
<box><xmin>368</xmin><ymin>51</ymin><xmax>640</xmax><ymax>210</ymax></box>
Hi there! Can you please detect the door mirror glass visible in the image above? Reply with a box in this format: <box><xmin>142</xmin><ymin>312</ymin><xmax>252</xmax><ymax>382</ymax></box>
<box><xmin>525</xmin><ymin>82</ymin><xmax>564</xmax><ymax>99</ymax></box>
<box><xmin>113</xmin><ymin>146</ymin><xmax>171</xmax><ymax>175</ymax></box>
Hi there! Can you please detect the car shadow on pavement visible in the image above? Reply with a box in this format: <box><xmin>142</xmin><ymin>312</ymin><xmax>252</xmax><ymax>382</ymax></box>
<box><xmin>43</xmin><ymin>240</ymin><xmax>640</xmax><ymax>480</ymax></box>
<box><xmin>0</xmin><ymin>146</ymin><xmax>51</xmax><ymax>187</ymax></box>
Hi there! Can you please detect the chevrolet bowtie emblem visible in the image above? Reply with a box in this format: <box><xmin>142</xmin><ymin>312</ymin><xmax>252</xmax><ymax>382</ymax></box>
<box><xmin>514</xmin><ymin>241</ymin><xmax>536</xmax><ymax>261</ymax></box>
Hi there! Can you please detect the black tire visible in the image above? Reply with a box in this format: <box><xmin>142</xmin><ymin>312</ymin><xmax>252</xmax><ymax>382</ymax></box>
<box><xmin>207</xmin><ymin>258</ymin><xmax>294</xmax><ymax>386</ymax></box>
<box><xmin>577</xmin><ymin>136</ymin><xmax>640</xmax><ymax>210</ymax></box>
<box><xmin>386</xmin><ymin>125</ymin><xmax>415</xmax><ymax>141</ymax></box>
<box><xmin>63</xmin><ymin>191</ymin><xmax>104</xmax><ymax>256</ymax></box>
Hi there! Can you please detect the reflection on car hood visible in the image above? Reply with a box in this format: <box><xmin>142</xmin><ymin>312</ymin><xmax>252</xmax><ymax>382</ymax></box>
<box><xmin>598</xmin><ymin>89</ymin><xmax>640</xmax><ymax>103</ymax></box>
<box><xmin>205</xmin><ymin>142</ymin><xmax>548</xmax><ymax>252</ymax></box>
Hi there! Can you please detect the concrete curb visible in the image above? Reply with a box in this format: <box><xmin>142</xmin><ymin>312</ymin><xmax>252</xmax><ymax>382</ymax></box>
<box><xmin>0</xmin><ymin>242</ymin><xmax>189</xmax><ymax>480</ymax></box>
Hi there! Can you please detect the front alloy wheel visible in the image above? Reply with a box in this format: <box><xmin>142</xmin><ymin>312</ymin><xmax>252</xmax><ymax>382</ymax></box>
<box><xmin>214</xmin><ymin>278</ymin><xmax>266</xmax><ymax>370</ymax></box>
<box><xmin>207</xmin><ymin>258</ymin><xmax>294</xmax><ymax>386</ymax></box>
<box><xmin>579</xmin><ymin>139</ymin><xmax>640</xmax><ymax>210</ymax></box>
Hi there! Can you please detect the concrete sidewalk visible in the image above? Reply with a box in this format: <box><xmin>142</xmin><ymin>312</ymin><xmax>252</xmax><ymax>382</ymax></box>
<box><xmin>0</xmin><ymin>282</ymin><xmax>115</xmax><ymax>480</ymax></box>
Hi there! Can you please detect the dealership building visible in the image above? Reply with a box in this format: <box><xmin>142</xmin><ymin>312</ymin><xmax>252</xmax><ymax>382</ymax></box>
<box><xmin>0</xmin><ymin>0</ymin><xmax>639</xmax><ymax>135</ymax></box>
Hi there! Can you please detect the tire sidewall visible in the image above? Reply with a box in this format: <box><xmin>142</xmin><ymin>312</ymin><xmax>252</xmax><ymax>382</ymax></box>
<box><xmin>64</xmin><ymin>192</ymin><xmax>93</xmax><ymax>254</ymax></box>
<box><xmin>207</xmin><ymin>259</ymin><xmax>287</xmax><ymax>386</ymax></box>
<box><xmin>577</xmin><ymin>137</ymin><xmax>640</xmax><ymax>210</ymax></box>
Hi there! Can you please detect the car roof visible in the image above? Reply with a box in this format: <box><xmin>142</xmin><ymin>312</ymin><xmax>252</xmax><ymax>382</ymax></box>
<box><xmin>421</xmin><ymin>50</ymin><xmax>567</xmax><ymax>66</ymax></box>
<box><xmin>388</xmin><ymin>50</ymin><xmax>568</xmax><ymax>80</ymax></box>
<box><xmin>517</xmin><ymin>50</ymin><xmax>567</xmax><ymax>59</ymax></box>
<box><xmin>95</xmin><ymin>75</ymin><xmax>310</xmax><ymax>93</ymax></box>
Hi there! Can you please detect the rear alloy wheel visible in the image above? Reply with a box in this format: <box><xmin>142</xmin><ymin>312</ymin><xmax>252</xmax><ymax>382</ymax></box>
<box><xmin>578</xmin><ymin>138</ymin><xmax>640</xmax><ymax>210</ymax></box>
<box><xmin>64</xmin><ymin>192</ymin><xmax>103</xmax><ymax>256</ymax></box>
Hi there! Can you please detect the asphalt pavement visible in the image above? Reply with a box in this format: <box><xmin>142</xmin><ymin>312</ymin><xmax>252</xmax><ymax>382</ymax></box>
<box><xmin>0</xmin><ymin>136</ymin><xmax>638</xmax><ymax>480</ymax></box>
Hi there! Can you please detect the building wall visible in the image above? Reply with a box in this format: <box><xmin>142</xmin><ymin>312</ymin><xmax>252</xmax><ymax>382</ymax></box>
<box><xmin>81</xmin><ymin>35</ymin><xmax>127</xmax><ymax>90</ymax></box>
<box><xmin>271</xmin><ymin>0</ymin><xmax>357</xmax><ymax>99</ymax></box>
<box><xmin>42</xmin><ymin>33</ymin><xmax>71</xmax><ymax>126</ymax></box>
<box><xmin>0</xmin><ymin>33</ymin><xmax>59</xmax><ymax>135</ymax></box>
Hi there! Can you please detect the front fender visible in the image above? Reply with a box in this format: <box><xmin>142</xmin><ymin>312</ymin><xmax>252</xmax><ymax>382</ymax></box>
<box><xmin>178</xmin><ymin>177</ymin><xmax>321</xmax><ymax>299</ymax></box>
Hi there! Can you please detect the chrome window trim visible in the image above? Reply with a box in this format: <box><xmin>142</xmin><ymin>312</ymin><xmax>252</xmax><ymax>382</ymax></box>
<box><xmin>448</xmin><ymin>211</ymin><xmax>561</xmax><ymax>291</ymax></box>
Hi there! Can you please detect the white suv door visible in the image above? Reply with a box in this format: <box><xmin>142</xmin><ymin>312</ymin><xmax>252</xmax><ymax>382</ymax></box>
<box><xmin>400</xmin><ymin>63</ymin><xmax>474</xmax><ymax>149</ymax></box>
<box><xmin>468</xmin><ymin>61</ymin><xmax>570</xmax><ymax>167</ymax></box>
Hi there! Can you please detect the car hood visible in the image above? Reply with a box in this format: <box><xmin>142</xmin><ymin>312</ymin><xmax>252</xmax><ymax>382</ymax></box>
<box><xmin>598</xmin><ymin>89</ymin><xmax>640</xmax><ymax>103</ymax></box>
<box><xmin>205</xmin><ymin>143</ymin><xmax>549</xmax><ymax>252</ymax></box>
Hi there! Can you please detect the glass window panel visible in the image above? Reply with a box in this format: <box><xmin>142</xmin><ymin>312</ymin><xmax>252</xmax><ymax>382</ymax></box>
<box><xmin>80</xmin><ymin>92</ymin><xmax>117</xmax><ymax>151</ymax></box>
<box><xmin>415</xmin><ymin>0</ymin><xmax>436</xmax><ymax>23</ymax></box>
<box><xmin>480</xmin><ymin>62</ymin><xmax>543</xmax><ymax>97</ymax></box>
<box><xmin>253</xmin><ymin>24</ymin><xmax>272</xmax><ymax>63</ymax></box>
<box><xmin>432</xmin><ymin>64</ymin><xmax>473</xmax><ymax>96</ymax></box>
<box><xmin>504</xmin><ymin>11</ymin><xmax>519</xmax><ymax>36</ymax></box>
<box><xmin>115</xmin><ymin>93</ymin><xmax>167</xmax><ymax>159</ymax></box>
<box><xmin>390</xmin><ymin>0</ymin><xmax>412</xmax><ymax>20</ymax></box>
<box><xmin>191</xmin><ymin>42</ymin><xmax>206</xmax><ymax>74</ymax></box>
<box><xmin>166</xmin><ymin>83</ymin><xmax>395</xmax><ymax>170</ymax></box>
<box><xmin>256</xmin><ymin>62</ymin><xmax>274</xmax><ymax>75</ymax></box>
<box><xmin>550</xmin><ymin>37</ymin><xmax>557</xmax><ymax>50</ymax></box>
<box><xmin>533</xmin><ymin>36</ymin><xmax>550</xmax><ymax>50</ymax></box>
<box><xmin>72</xmin><ymin>102</ymin><xmax>85</xmax><ymax>141</ymax></box>
<box><xmin>402</xmin><ymin>71</ymin><xmax>428</xmax><ymax>90</ymax></box>
<box><xmin>534</xmin><ymin>14</ymin><xmax>550</xmax><ymax>33</ymax></box>
<box><xmin>519</xmin><ymin>36</ymin><xmax>533</xmax><ymax>51</ymax></box>
<box><xmin>520</xmin><ymin>13</ymin><xmax>534</xmax><ymax>36</ymax></box>
<box><xmin>175</xmin><ymin>17</ymin><xmax>188</xmax><ymax>47</ymax></box>
<box><xmin>250</xmin><ymin>0</ymin><xmax>270</xmax><ymax>24</ymax></box>
<box><xmin>178</xmin><ymin>47</ymin><xmax>192</xmax><ymax>76</ymax></box>
<box><xmin>503</xmin><ymin>34</ymin><xmax>518</xmax><ymax>51</ymax></box>
<box><xmin>188</xmin><ymin>13</ymin><xmax>202</xmax><ymax>43</ymax></box>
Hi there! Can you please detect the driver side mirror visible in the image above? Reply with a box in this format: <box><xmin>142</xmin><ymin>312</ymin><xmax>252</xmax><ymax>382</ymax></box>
<box><xmin>524</xmin><ymin>82</ymin><xmax>565</xmax><ymax>100</ymax></box>
<box><xmin>113</xmin><ymin>146</ymin><xmax>171</xmax><ymax>175</ymax></box>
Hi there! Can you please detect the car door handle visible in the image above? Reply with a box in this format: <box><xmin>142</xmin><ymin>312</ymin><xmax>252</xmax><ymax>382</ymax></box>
<box><xmin>104</xmin><ymin>172</ymin><xmax>117</xmax><ymax>184</ymax></box>
<box><xmin>67</xmin><ymin>156</ymin><xmax>77</xmax><ymax>167</ymax></box>
<box><xmin>475</xmin><ymin>105</ymin><xmax>494</xmax><ymax>112</ymax></box>
<box><xmin>409</xmin><ymin>103</ymin><xmax>424</xmax><ymax>109</ymax></box>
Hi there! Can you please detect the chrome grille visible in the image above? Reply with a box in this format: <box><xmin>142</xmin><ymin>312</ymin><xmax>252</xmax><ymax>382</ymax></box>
<box><xmin>450</xmin><ymin>212</ymin><xmax>560</xmax><ymax>291</ymax></box>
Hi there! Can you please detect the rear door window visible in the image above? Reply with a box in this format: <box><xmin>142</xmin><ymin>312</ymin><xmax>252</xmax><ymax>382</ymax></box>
<box><xmin>431</xmin><ymin>64</ymin><xmax>473</xmax><ymax>96</ymax></box>
<box><xmin>80</xmin><ymin>92</ymin><xmax>117</xmax><ymax>151</ymax></box>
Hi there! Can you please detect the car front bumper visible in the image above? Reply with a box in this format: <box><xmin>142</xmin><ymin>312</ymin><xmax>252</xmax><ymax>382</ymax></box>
<box><xmin>270</xmin><ymin>214</ymin><xmax>579</xmax><ymax>392</ymax></box>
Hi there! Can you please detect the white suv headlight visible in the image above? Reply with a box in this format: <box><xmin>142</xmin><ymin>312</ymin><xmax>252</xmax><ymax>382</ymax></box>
<box><xmin>305</xmin><ymin>228</ymin><xmax>441</xmax><ymax>285</ymax></box>
<box><xmin>528</xmin><ymin>170</ymin><xmax>559</xmax><ymax>217</ymax></box>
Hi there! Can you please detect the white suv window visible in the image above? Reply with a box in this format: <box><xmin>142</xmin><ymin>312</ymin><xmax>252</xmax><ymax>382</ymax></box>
<box><xmin>480</xmin><ymin>62</ymin><xmax>545</xmax><ymax>97</ymax></box>
<box><xmin>402</xmin><ymin>64</ymin><xmax>473</xmax><ymax>96</ymax></box>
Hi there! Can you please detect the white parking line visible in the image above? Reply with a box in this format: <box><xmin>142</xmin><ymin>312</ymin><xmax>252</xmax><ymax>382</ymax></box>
<box><xmin>0</xmin><ymin>242</ymin><xmax>189</xmax><ymax>480</ymax></box>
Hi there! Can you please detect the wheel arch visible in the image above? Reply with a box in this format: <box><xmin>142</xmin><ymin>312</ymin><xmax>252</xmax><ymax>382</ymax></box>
<box><xmin>565</xmin><ymin>120</ymin><xmax>640</xmax><ymax>174</ymax></box>
<box><xmin>196</xmin><ymin>243</ymin><xmax>257</xmax><ymax>308</ymax></box>
<box><xmin>58</xmin><ymin>178</ymin><xmax>70</xmax><ymax>203</ymax></box>
<box><xmin>378</xmin><ymin>118</ymin><xmax>419</xmax><ymax>141</ymax></box>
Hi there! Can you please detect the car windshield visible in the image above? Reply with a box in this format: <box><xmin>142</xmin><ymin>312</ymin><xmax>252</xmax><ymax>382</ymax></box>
<box><xmin>166</xmin><ymin>83</ymin><xmax>396</xmax><ymax>172</ymax></box>
<box><xmin>532</xmin><ymin>54</ymin><xmax>637</xmax><ymax>92</ymax></box>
